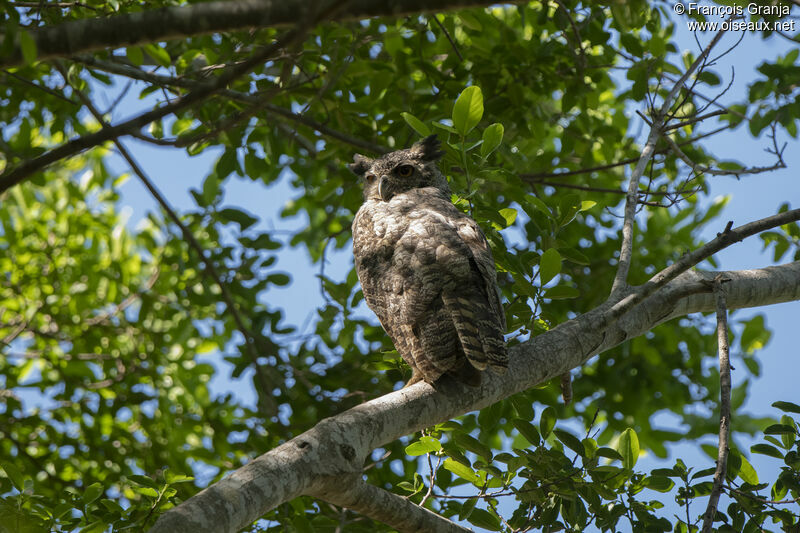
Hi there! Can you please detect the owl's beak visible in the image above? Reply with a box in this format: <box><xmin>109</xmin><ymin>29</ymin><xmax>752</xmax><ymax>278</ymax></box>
<box><xmin>378</xmin><ymin>175</ymin><xmax>392</xmax><ymax>202</ymax></box>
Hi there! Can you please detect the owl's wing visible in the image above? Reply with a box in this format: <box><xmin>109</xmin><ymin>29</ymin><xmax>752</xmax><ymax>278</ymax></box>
<box><xmin>440</xmin><ymin>213</ymin><xmax>507</xmax><ymax>374</ymax></box>
<box><xmin>454</xmin><ymin>216</ymin><xmax>507</xmax><ymax>332</ymax></box>
<box><xmin>408</xmin><ymin>199</ymin><xmax>507</xmax><ymax>375</ymax></box>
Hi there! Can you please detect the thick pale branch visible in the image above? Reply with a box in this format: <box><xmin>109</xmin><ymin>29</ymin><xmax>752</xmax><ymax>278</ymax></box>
<box><xmin>149</xmin><ymin>261</ymin><xmax>800</xmax><ymax>533</ymax></box>
<box><xmin>1</xmin><ymin>0</ymin><xmax>502</xmax><ymax>68</ymax></box>
<box><xmin>309</xmin><ymin>476</ymin><xmax>472</xmax><ymax>533</ymax></box>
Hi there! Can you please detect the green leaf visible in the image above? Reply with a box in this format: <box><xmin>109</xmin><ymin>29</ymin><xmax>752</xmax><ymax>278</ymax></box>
<box><xmin>127</xmin><ymin>46</ymin><xmax>144</xmax><ymax>66</ymax></box>
<box><xmin>512</xmin><ymin>418</ymin><xmax>541</xmax><ymax>446</ymax></box>
<box><xmin>773</xmin><ymin>401</ymin><xmax>800</xmax><ymax>414</ymax></box>
<box><xmin>539</xmin><ymin>406</ymin><xmax>556</xmax><ymax>439</ymax></box>
<box><xmin>0</xmin><ymin>462</ymin><xmax>25</xmax><ymax>491</ymax></box>
<box><xmin>539</xmin><ymin>248</ymin><xmax>562</xmax><ymax>285</ymax></box>
<box><xmin>267</xmin><ymin>273</ymin><xmax>291</xmax><ymax>286</ymax></box>
<box><xmin>453</xmin><ymin>432</ymin><xmax>492</xmax><ymax>461</ymax></box>
<box><xmin>452</xmin><ymin>86</ymin><xmax>483</xmax><ymax>136</ymax></box>
<box><xmin>737</xmin><ymin>454</ymin><xmax>759</xmax><ymax>485</ymax></box>
<box><xmin>524</xmin><ymin>194</ymin><xmax>551</xmax><ymax>216</ymax></box>
<box><xmin>128</xmin><ymin>475</ymin><xmax>159</xmax><ymax>489</ymax></box>
<box><xmin>618</xmin><ymin>428</ymin><xmax>640</xmax><ymax>470</ymax></box>
<box><xmin>405</xmin><ymin>436</ymin><xmax>442</xmax><ymax>456</ymax></box>
<box><xmin>145</xmin><ymin>43</ymin><xmax>172</xmax><ymax>68</ymax></box>
<box><xmin>509</xmin><ymin>394</ymin><xmax>534</xmax><ymax>420</ymax></box>
<box><xmin>554</xmin><ymin>429</ymin><xmax>584</xmax><ymax>456</ymax></box>
<box><xmin>543</xmin><ymin>285</ymin><xmax>580</xmax><ymax>299</ymax></box>
<box><xmin>79</xmin><ymin>521</ymin><xmax>107</xmax><ymax>533</ymax></box>
<box><xmin>401</xmin><ymin>112</ymin><xmax>431</xmax><ymax>136</ymax></box>
<box><xmin>595</xmin><ymin>447</ymin><xmax>623</xmax><ymax>462</ymax></box>
<box><xmin>480</xmin><ymin>123</ymin><xmax>504</xmax><ymax>158</ymax></box>
<box><xmin>498</xmin><ymin>207</ymin><xmax>517</xmax><ymax>227</ymax></box>
<box><xmin>764</xmin><ymin>424</ymin><xmax>796</xmax><ymax>436</ymax></box>
<box><xmin>19</xmin><ymin>31</ymin><xmax>37</xmax><ymax>65</ymax></box>
<box><xmin>459</xmin><ymin>497</ymin><xmax>477</xmax><ymax>520</ymax></box>
<box><xmin>740</xmin><ymin>314</ymin><xmax>770</xmax><ymax>354</ymax></box>
<box><xmin>218</xmin><ymin>208</ymin><xmax>259</xmax><ymax>230</ymax></box>
<box><xmin>466</xmin><ymin>508</ymin><xmax>502</xmax><ymax>531</ymax></box>
<box><xmin>432</xmin><ymin>122</ymin><xmax>459</xmax><ymax>134</ymax></box>
<box><xmin>82</xmin><ymin>482</ymin><xmax>104</xmax><ymax>505</ymax></box>
<box><xmin>165</xmin><ymin>473</ymin><xmax>195</xmax><ymax>484</ymax></box>
<box><xmin>443</xmin><ymin>458</ymin><xmax>478</xmax><ymax>483</ymax></box>
<box><xmin>643</xmin><ymin>476</ymin><xmax>674</xmax><ymax>492</ymax></box>
<box><xmin>458</xmin><ymin>13</ymin><xmax>483</xmax><ymax>31</ymax></box>
<box><xmin>751</xmin><ymin>443</ymin><xmax>783</xmax><ymax>459</ymax></box>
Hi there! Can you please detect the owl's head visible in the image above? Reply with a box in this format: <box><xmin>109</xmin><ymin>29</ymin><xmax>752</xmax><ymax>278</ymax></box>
<box><xmin>349</xmin><ymin>135</ymin><xmax>448</xmax><ymax>202</ymax></box>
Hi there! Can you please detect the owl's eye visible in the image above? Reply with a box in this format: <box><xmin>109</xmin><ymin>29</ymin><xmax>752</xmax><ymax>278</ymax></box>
<box><xmin>395</xmin><ymin>165</ymin><xmax>414</xmax><ymax>177</ymax></box>
<box><xmin>365</xmin><ymin>173</ymin><xmax>376</xmax><ymax>183</ymax></box>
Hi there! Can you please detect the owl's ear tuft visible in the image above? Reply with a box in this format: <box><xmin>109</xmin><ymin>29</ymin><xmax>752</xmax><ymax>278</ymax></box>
<box><xmin>412</xmin><ymin>135</ymin><xmax>445</xmax><ymax>162</ymax></box>
<box><xmin>349</xmin><ymin>154</ymin><xmax>372</xmax><ymax>176</ymax></box>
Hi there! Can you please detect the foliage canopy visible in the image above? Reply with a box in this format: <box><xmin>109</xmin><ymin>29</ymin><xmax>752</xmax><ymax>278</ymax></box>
<box><xmin>0</xmin><ymin>0</ymin><xmax>799</xmax><ymax>531</ymax></box>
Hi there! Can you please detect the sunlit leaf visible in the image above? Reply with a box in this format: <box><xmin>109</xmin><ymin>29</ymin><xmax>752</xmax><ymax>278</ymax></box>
<box><xmin>452</xmin><ymin>86</ymin><xmax>483</xmax><ymax>136</ymax></box>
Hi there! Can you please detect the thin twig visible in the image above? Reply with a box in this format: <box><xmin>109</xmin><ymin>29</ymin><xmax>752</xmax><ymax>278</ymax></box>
<box><xmin>529</xmin><ymin>178</ymin><xmax>702</xmax><ymax>198</ymax></box>
<box><xmin>662</xmin><ymin>109</ymin><xmax>727</xmax><ymax>132</ymax></box>
<box><xmin>1</xmin><ymin>69</ymin><xmax>80</xmax><ymax>106</ymax></box>
<box><xmin>419</xmin><ymin>452</ymin><xmax>443</xmax><ymax>507</ymax></box>
<box><xmin>432</xmin><ymin>15</ymin><xmax>463</xmax><ymax>62</ymax></box>
<box><xmin>662</xmin><ymin>130</ymin><xmax>785</xmax><ymax>177</ymax></box>
<box><xmin>520</xmin><ymin>125</ymin><xmax>730</xmax><ymax>181</ymax></box>
<box><xmin>724</xmin><ymin>484</ymin><xmax>800</xmax><ymax>506</ymax></box>
<box><xmin>701</xmin><ymin>275</ymin><xmax>732</xmax><ymax>533</ymax></box>
<box><xmin>553</xmin><ymin>0</ymin><xmax>585</xmax><ymax>74</ymax></box>
<box><xmin>73</xmin><ymin>54</ymin><xmax>388</xmax><ymax>154</ymax></box>
<box><xmin>85</xmin><ymin>265</ymin><xmax>160</xmax><ymax>326</ymax></box>
<box><xmin>8</xmin><ymin>1</ymin><xmax>100</xmax><ymax>9</ymax></box>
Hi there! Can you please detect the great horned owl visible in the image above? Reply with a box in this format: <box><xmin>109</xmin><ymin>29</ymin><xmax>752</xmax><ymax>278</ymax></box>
<box><xmin>350</xmin><ymin>135</ymin><xmax>507</xmax><ymax>387</ymax></box>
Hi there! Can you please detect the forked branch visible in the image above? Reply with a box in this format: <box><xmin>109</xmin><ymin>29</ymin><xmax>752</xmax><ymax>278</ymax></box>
<box><xmin>611</xmin><ymin>23</ymin><xmax>731</xmax><ymax>296</ymax></box>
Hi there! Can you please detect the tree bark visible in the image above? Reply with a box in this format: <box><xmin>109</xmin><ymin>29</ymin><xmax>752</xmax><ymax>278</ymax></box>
<box><xmin>1</xmin><ymin>0</ymin><xmax>503</xmax><ymax>68</ymax></box>
<box><xmin>148</xmin><ymin>261</ymin><xmax>800</xmax><ymax>533</ymax></box>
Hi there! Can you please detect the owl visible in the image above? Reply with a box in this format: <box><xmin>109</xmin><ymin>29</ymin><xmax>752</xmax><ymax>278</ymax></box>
<box><xmin>350</xmin><ymin>135</ymin><xmax>507</xmax><ymax>387</ymax></box>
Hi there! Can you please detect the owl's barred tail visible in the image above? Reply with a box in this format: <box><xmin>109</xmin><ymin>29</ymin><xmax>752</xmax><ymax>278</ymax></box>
<box><xmin>442</xmin><ymin>291</ymin><xmax>508</xmax><ymax>375</ymax></box>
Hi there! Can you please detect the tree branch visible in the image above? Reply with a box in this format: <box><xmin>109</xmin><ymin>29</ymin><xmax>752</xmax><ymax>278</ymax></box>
<box><xmin>0</xmin><ymin>28</ymin><xmax>303</xmax><ymax>195</ymax></box>
<box><xmin>701</xmin><ymin>276</ymin><xmax>732</xmax><ymax>533</ymax></box>
<box><xmin>611</xmin><ymin>24</ymin><xmax>730</xmax><ymax>296</ymax></box>
<box><xmin>607</xmin><ymin>208</ymin><xmax>800</xmax><ymax>321</ymax></box>
<box><xmin>73</xmin><ymin>55</ymin><xmax>389</xmax><ymax>154</ymax></box>
<box><xmin>1</xmin><ymin>0</ymin><xmax>504</xmax><ymax>68</ymax></box>
<box><xmin>309</xmin><ymin>475</ymin><xmax>472</xmax><ymax>533</ymax></box>
<box><xmin>662</xmin><ymin>130</ymin><xmax>785</xmax><ymax>177</ymax></box>
<box><xmin>148</xmin><ymin>261</ymin><xmax>800</xmax><ymax>533</ymax></box>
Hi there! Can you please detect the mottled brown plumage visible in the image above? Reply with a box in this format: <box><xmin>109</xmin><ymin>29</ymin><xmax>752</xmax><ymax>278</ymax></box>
<box><xmin>350</xmin><ymin>135</ymin><xmax>507</xmax><ymax>387</ymax></box>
